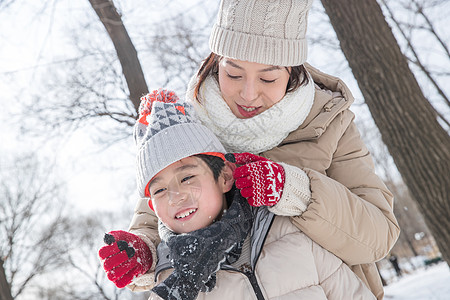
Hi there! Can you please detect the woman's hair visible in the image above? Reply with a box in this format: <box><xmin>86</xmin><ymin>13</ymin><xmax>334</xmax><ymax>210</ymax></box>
<box><xmin>195</xmin><ymin>154</ymin><xmax>225</xmax><ymax>181</ymax></box>
<box><xmin>193</xmin><ymin>52</ymin><xmax>310</xmax><ymax>102</ymax></box>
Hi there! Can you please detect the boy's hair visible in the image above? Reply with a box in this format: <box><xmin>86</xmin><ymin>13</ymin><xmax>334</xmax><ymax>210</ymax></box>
<box><xmin>195</xmin><ymin>154</ymin><xmax>225</xmax><ymax>181</ymax></box>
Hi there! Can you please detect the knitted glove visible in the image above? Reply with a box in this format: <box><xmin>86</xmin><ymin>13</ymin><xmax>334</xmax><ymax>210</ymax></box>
<box><xmin>98</xmin><ymin>230</ymin><xmax>153</xmax><ymax>288</ymax></box>
<box><xmin>232</xmin><ymin>152</ymin><xmax>285</xmax><ymax>207</ymax></box>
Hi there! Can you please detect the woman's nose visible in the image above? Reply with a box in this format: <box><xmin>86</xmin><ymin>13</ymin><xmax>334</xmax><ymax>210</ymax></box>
<box><xmin>240</xmin><ymin>80</ymin><xmax>258</xmax><ymax>102</ymax></box>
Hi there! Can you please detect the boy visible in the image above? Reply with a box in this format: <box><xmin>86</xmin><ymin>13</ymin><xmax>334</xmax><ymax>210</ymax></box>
<box><xmin>100</xmin><ymin>89</ymin><xmax>375</xmax><ymax>300</ymax></box>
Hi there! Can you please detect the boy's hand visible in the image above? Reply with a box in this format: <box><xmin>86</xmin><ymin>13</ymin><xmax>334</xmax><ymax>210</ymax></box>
<box><xmin>232</xmin><ymin>153</ymin><xmax>285</xmax><ymax>207</ymax></box>
<box><xmin>98</xmin><ymin>230</ymin><xmax>153</xmax><ymax>288</ymax></box>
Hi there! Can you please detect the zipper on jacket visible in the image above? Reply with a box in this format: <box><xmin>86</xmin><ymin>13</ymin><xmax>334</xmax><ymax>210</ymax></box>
<box><xmin>221</xmin><ymin>265</ymin><xmax>266</xmax><ymax>300</ymax></box>
<box><xmin>221</xmin><ymin>214</ymin><xmax>275</xmax><ymax>300</ymax></box>
<box><xmin>244</xmin><ymin>215</ymin><xmax>275</xmax><ymax>300</ymax></box>
<box><xmin>244</xmin><ymin>270</ymin><xmax>265</xmax><ymax>300</ymax></box>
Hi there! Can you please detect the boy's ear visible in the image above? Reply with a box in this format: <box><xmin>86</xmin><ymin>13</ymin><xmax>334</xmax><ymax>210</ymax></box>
<box><xmin>220</xmin><ymin>161</ymin><xmax>235</xmax><ymax>193</ymax></box>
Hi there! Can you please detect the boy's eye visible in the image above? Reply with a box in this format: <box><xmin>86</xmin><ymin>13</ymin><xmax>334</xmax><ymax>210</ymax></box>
<box><xmin>261</xmin><ymin>78</ymin><xmax>276</xmax><ymax>83</ymax></box>
<box><xmin>181</xmin><ymin>175</ymin><xmax>194</xmax><ymax>183</ymax></box>
<box><xmin>153</xmin><ymin>187</ymin><xmax>166</xmax><ymax>195</ymax></box>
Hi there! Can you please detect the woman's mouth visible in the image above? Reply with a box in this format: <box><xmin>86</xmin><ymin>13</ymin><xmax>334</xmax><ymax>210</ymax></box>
<box><xmin>175</xmin><ymin>208</ymin><xmax>197</xmax><ymax>220</ymax></box>
<box><xmin>237</xmin><ymin>104</ymin><xmax>261</xmax><ymax>118</ymax></box>
<box><xmin>241</xmin><ymin>106</ymin><xmax>257</xmax><ymax>112</ymax></box>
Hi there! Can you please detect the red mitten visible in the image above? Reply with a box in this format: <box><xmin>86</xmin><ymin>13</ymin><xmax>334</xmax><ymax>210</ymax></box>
<box><xmin>232</xmin><ymin>153</ymin><xmax>285</xmax><ymax>207</ymax></box>
<box><xmin>98</xmin><ymin>230</ymin><xmax>153</xmax><ymax>288</ymax></box>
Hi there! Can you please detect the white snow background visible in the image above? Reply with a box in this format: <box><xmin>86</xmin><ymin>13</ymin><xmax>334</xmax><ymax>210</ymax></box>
<box><xmin>384</xmin><ymin>262</ymin><xmax>450</xmax><ymax>299</ymax></box>
<box><xmin>1</xmin><ymin>1</ymin><xmax>448</xmax><ymax>299</ymax></box>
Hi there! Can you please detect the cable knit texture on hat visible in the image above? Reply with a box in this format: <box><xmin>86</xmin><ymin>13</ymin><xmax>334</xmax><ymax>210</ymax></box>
<box><xmin>209</xmin><ymin>0</ymin><xmax>314</xmax><ymax>66</ymax></box>
<box><xmin>134</xmin><ymin>89</ymin><xmax>226</xmax><ymax>197</ymax></box>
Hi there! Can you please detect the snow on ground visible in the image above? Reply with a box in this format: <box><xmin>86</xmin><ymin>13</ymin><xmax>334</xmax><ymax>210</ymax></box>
<box><xmin>384</xmin><ymin>262</ymin><xmax>450</xmax><ymax>300</ymax></box>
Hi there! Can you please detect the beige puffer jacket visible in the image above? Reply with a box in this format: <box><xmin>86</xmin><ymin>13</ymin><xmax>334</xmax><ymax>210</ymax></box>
<box><xmin>261</xmin><ymin>64</ymin><xmax>400</xmax><ymax>299</ymax></box>
<box><xmin>149</xmin><ymin>208</ymin><xmax>376</xmax><ymax>300</ymax></box>
<box><xmin>128</xmin><ymin>64</ymin><xmax>400</xmax><ymax>299</ymax></box>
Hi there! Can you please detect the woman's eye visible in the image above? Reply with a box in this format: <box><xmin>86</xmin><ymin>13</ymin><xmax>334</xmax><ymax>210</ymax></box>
<box><xmin>226</xmin><ymin>73</ymin><xmax>241</xmax><ymax>79</ymax></box>
<box><xmin>181</xmin><ymin>175</ymin><xmax>194</xmax><ymax>183</ymax></box>
<box><xmin>261</xmin><ymin>78</ymin><xmax>276</xmax><ymax>83</ymax></box>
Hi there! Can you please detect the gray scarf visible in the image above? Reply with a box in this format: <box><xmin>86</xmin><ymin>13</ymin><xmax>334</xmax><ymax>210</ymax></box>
<box><xmin>152</xmin><ymin>188</ymin><xmax>253</xmax><ymax>300</ymax></box>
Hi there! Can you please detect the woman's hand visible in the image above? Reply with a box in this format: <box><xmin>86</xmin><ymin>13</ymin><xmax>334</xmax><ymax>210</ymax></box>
<box><xmin>232</xmin><ymin>153</ymin><xmax>285</xmax><ymax>207</ymax></box>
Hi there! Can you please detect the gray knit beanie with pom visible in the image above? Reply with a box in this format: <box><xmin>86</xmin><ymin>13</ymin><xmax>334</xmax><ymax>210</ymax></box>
<box><xmin>209</xmin><ymin>0</ymin><xmax>314</xmax><ymax>66</ymax></box>
<box><xmin>134</xmin><ymin>89</ymin><xmax>226</xmax><ymax>198</ymax></box>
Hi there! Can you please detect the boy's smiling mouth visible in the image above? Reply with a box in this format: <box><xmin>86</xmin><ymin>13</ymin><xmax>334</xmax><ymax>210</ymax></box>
<box><xmin>175</xmin><ymin>208</ymin><xmax>198</xmax><ymax>219</ymax></box>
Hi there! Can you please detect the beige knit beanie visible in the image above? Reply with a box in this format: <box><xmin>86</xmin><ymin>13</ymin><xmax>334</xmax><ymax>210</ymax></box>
<box><xmin>209</xmin><ymin>0</ymin><xmax>314</xmax><ymax>66</ymax></box>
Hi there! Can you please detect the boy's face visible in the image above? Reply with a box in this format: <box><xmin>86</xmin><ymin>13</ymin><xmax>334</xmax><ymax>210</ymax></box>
<box><xmin>148</xmin><ymin>156</ymin><xmax>233</xmax><ymax>233</ymax></box>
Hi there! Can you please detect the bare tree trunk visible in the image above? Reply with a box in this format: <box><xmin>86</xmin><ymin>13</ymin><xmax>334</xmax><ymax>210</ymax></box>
<box><xmin>320</xmin><ymin>0</ymin><xmax>450</xmax><ymax>263</ymax></box>
<box><xmin>88</xmin><ymin>0</ymin><xmax>148</xmax><ymax>113</ymax></box>
<box><xmin>0</xmin><ymin>258</ymin><xmax>14</xmax><ymax>300</ymax></box>
<box><xmin>403</xmin><ymin>234</ymin><xmax>419</xmax><ymax>257</ymax></box>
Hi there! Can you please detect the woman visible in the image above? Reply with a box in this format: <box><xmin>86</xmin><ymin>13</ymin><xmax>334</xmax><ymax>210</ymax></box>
<box><xmin>99</xmin><ymin>1</ymin><xmax>399</xmax><ymax>299</ymax></box>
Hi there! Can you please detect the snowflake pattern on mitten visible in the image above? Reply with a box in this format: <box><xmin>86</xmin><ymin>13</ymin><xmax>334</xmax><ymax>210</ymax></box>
<box><xmin>233</xmin><ymin>153</ymin><xmax>285</xmax><ymax>207</ymax></box>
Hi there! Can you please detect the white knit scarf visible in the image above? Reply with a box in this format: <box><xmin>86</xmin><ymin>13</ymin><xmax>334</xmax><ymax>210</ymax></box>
<box><xmin>186</xmin><ymin>74</ymin><xmax>315</xmax><ymax>153</ymax></box>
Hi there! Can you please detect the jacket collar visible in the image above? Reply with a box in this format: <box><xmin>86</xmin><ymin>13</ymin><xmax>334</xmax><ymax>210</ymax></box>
<box><xmin>280</xmin><ymin>63</ymin><xmax>355</xmax><ymax>144</ymax></box>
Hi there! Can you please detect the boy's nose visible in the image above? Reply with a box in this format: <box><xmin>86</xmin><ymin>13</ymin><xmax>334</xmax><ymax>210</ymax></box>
<box><xmin>168</xmin><ymin>191</ymin><xmax>187</xmax><ymax>206</ymax></box>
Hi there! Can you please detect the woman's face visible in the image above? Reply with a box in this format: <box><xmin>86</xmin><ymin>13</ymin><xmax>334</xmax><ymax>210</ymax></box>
<box><xmin>217</xmin><ymin>58</ymin><xmax>291</xmax><ymax>119</ymax></box>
